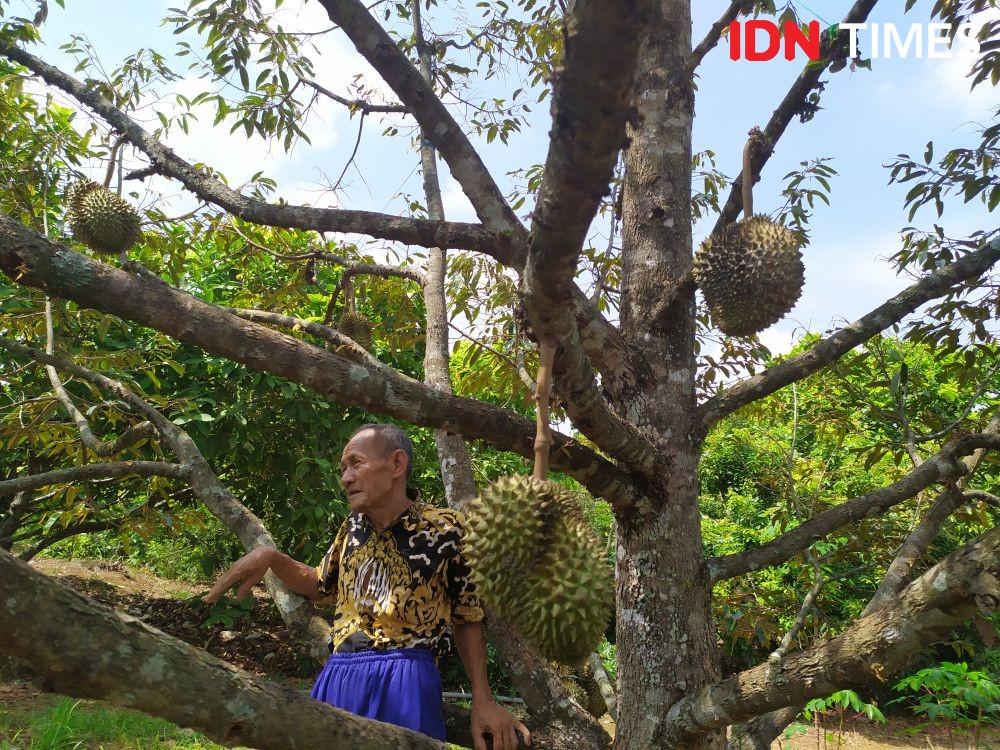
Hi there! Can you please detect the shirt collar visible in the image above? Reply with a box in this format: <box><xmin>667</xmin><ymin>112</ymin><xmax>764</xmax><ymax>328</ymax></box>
<box><xmin>355</xmin><ymin>488</ymin><xmax>423</xmax><ymax>532</ymax></box>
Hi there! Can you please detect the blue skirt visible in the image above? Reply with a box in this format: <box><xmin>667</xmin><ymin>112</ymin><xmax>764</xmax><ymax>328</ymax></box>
<box><xmin>310</xmin><ymin>648</ymin><xmax>446</xmax><ymax>740</ymax></box>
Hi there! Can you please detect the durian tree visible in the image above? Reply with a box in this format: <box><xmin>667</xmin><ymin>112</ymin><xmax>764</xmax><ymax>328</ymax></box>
<box><xmin>1</xmin><ymin>1</ymin><xmax>1000</xmax><ymax>749</ymax></box>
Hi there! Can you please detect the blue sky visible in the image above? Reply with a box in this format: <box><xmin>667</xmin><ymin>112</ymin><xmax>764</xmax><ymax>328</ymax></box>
<box><xmin>19</xmin><ymin>0</ymin><xmax>1000</xmax><ymax>355</ymax></box>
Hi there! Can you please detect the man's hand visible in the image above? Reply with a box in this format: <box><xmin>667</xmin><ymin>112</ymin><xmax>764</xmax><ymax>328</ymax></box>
<box><xmin>204</xmin><ymin>546</ymin><xmax>274</xmax><ymax>604</ymax></box>
<box><xmin>471</xmin><ymin>698</ymin><xmax>530</xmax><ymax>750</ymax></box>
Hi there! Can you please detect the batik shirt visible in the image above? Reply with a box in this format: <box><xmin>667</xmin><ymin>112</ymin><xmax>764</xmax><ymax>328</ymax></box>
<box><xmin>314</xmin><ymin>493</ymin><xmax>484</xmax><ymax>653</ymax></box>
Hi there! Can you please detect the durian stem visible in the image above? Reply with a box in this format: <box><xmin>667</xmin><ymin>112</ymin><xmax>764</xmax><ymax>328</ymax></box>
<box><xmin>533</xmin><ymin>342</ymin><xmax>556</xmax><ymax>481</ymax></box>
<box><xmin>102</xmin><ymin>133</ymin><xmax>126</xmax><ymax>190</ymax></box>
<box><xmin>741</xmin><ymin>137</ymin><xmax>753</xmax><ymax>218</ymax></box>
<box><xmin>344</xmin><ymin>274</ymin><xmax>355</xmax><ymax>315</ymax></box>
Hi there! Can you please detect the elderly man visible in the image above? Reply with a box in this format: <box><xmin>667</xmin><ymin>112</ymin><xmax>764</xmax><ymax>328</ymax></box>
<box><xmin>205</xmin><ymin>423</ymin><xmax>530</xmax><ymax>750</ymax></box>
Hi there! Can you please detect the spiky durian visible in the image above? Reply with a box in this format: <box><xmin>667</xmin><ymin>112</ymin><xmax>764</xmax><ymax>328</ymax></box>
<box><xmin>464</xmin><ymin>475</ymin><xmax>613</xmax><ymax>665</ymax></box>
<box><xmin>338</xmin><ymin>311</ymin><xmax>374</xmax><ymax>351</ymax></box>
<box><xmin>65</xmin><ymin>180</ymin><xmax>100</xmax><ymax>221</ymax></box>
<box><xmin>693</xmin><ymin>214</ymin><xmax>804</xmax><ymax>337</ymax></box>
<box><xmin>67</xmin><ymin>183</ymin><xmax>143</xmax><ymax>255</ymax></box>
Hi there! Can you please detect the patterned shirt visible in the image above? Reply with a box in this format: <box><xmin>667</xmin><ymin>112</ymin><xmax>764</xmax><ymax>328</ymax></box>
<box><xmin>314</xmin><ymin>493</ymin><xmax>484</xmax><ymax>653</ymax></box>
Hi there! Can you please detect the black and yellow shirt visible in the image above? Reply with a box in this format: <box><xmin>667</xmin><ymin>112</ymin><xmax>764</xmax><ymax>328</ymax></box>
<box><xmin>314</xmin><ymin>495</ymin><xmax>484</xmax><ymax>653</ymax></box>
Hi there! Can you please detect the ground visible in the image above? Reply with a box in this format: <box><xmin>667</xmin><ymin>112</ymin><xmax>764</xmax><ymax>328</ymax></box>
<box><xmin>1</xmin><ymin>558</ymin><xmax>996</xmax><ymax>749</ymax></box>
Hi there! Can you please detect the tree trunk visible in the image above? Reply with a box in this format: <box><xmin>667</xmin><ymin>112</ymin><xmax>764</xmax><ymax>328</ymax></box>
<box><xmin>615</xmin><ymin>2</ymin><xmax>723</xmax><ymax>748</ymax></box>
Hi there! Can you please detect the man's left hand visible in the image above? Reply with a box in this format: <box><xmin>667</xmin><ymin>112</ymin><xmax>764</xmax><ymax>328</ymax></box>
<box><xmin>471</xmin><ymin>698</ymin><xmax>530</xmax><ymax>750</ymax></box>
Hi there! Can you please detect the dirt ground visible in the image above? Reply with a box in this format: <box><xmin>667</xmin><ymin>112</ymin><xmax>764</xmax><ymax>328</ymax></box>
<box><xmin>25</xmin><ymin>557</ymin><xmax>320</xmax><ymax>681</ymax></box>
<box><xmin>777</xmin><ymin>715</ymin><xmax>999</xmax><ymax>750</ymax></box>
<box><xmin>6</xmin><ymin>558</ymin><xmax>998</xmax><ymax>749</ymax></box>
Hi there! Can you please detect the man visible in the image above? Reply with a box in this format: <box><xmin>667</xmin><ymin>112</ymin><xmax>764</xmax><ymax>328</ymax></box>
<box><xmin>205</xmin><ymin>423</ymin><xmax>530</xmax><ymax>750</ymax></box>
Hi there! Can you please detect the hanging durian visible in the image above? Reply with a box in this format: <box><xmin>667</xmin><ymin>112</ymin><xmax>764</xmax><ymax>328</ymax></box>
<box><xmin>336</xmin><ymin>277</ymin><xmax>374</xmax><ymax>352</ymax></box>
<box><xmin>337</xmin><ymin>311</ymin><xmax>374</xmax><ymax>351</ymax></box>
<box><xmin>693</xmin><ymin>127</ymin><xmax>804</xmax><ymax>337</ymax></box>
<box><xmin>463</xmin><ymin>343</ymin><xmax>613</xmax><ymax>665</ymax></box>
<box><xmin>66</xmin><ymin>180</ymin><xmax>143</xmax><ymax>256</ymax></box>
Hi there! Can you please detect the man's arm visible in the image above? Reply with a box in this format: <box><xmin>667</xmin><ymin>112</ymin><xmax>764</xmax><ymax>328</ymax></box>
<box><xmin>204</xmin><ymin>547</ymin><xmax>325</xmax><ymax>603</ymax></box>
<box><xmin>454</xmin><ymin>621</ymin><xmax>531</xmax><ymax>750</ymax></box>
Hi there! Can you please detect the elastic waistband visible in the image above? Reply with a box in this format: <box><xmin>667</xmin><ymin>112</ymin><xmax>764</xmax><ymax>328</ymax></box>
<box><xmin>325</xmin><ymin>647</ymin><xmax>435</xmax><ymax>664</ymax></box>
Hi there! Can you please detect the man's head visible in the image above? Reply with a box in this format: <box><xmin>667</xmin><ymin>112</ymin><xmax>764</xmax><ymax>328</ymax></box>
<box><xmin>340</xmin><ymin>423</ymin><xmax>413</xmax><ymax>514</ymax></box>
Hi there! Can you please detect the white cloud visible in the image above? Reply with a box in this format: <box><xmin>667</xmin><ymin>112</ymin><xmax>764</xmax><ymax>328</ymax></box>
<box><xmin>440</xmin><ymin>176</ymin><xmax>477</xmax><ymax>221</ymax></box>
<box><xmin>924</xmin><ymin>7</ymin><xmax>1000</xmax><ymax>118</ymax></box>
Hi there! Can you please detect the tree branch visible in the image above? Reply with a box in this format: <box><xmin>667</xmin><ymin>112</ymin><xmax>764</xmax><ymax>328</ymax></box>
<box><xmin>698</xmin><ymin>237</ymin><xmax>1000</xmax><ymax>432</ymax></box>
<box><xmin>734</xmin><ymin>410</ymin><xmax>1000</xmax><ymax>749</ymax></box>
<box><xmin>0</xmin><ymin>461</ymin><xmax>188</xmax><ymax>496</ymax></box>
<box><xmin>301</xmin><ymin>77</ymin><xmax>408</xmax><ymax>114</ymax></box>
<box><xmin>224</xmin><ymin>307</ymin><xmax>381</xmax><ymax>367</ymax></box>
<box><xmin>0</xmin><ymin>333</ymin><xmax>335</xmax><ymax>658</ymax></box>
<box><xmin>0</xmin><ymin>548</ymin><xmax>446</xmax><ymax>750</ymax></box>
<box><xmin>689</xmin><ymin>0</ymin><xmax>754</xmax><ymax>71</ymax></box>
<box><xmin>0</xmin><ymin>41</ymin><xmax>515</xmax><ymax>259</ymax></box>
<box><xmin>44</xmin><ymin>299</ymin><xmax>157</xmax><ymax>456</ymax></box>
<box><xmin>227</xmin><ymin>221</ymin><xmax>427</xmax><ymax>285</ymax></box>
<box><xmin>0</xmin><ymin>38</ymin><xmax>636</xmax><ymax>393</ymax></box>
<box><xmin>866</xmin><ymin>411</ymin><xmax>1000</xmax><ymax>612</ymax></box>
<box><xmin>313</xmin><ymin>0</ymin><xmax>524</xmax><ymax>236</ymax></box>
<box><xmin>18</xmin><ymin>499</ymin><xmax>152</xmax><ymax>562</ymax></box>
<box><xmin>519</xmin><ymin>0</ymin><xmax>657</xmax><ymax>475</ymax></box>
<box><xmin>708</xmin><ymin>433</ymin><xmax>1000</xmax><ymax>582</ymax></box>
<box><xmin>658</xmin><ymin>524</ymin><xmax>1000</xmax><ymax>745</ymax></box>
<box><xmin>0</xmin><ymin>218</ymin><xmax>638</xmax><ymax>504</ymax></box>
<box><xmin>710</xmin><ymin>0</ymin><xmax>880</xmax><ymax>234</ymax></box>
<box><xmin>309</xmin><ymin>0</ymin><xmax>638</xmax><ymax>402</ymax></box>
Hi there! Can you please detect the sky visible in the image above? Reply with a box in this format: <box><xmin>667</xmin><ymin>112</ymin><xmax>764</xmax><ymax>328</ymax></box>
<box><xmin>12</xmin><ymin>0</ymin><xmax>1000</xmax><ymax>357</ymax></box>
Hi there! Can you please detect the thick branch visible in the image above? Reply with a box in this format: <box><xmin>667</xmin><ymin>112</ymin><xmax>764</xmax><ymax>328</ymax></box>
<box><xmin>0</xmin><ymin>549</ymin><xmax>445</xmax><ymax>749</ymax></box>
<box><xmin>314</xmin><ymin>0</ymin><xmax>523</xmax><ymax>237</ymax></box>
<box><xmin>225</xmin><ymin>307</ymin><xmax>381</xmax><ymax>368</ymax></box>
<box><xmin>521</xmin><ymin>0</ymin><xmax>658</xmax><ymax>475</ymax></box>
<box><xmin>0</xmin><ymin>41</ymin><xmax>515</xmax><ymax>259</ymax></box>
<box><xmin>708</xmin><ymin>433</ymin><xmax>1000</xmax><ymax>582</ymax></box>
<box><xmin>866</xmin><ymin>411</ymin><xmax>1000</xmax><ymax>613</ymax></box>
<box><xmin>308</xmin><ymin>0</ymin><xmax>639</xmax><ymax>397</ymax></box>
<box><xmin>699</xmin><ymin>238</ymin><xmax>1000</xmax><ymax>432</ymax></box>
<box><xmin>660</xmin><ymin>524</ymin><xmax>1000</xmax><ymax>744</ymax></box>
<box><xmin>735</xmin><ymin>410</ymin><xmax>1000</xmax><ymax>749</ymax></box>
<box><xmin>710</xmin><ymin>0</ymin><xmax>880</xmax><ymax>233</ymax></box>
<box><xmin>0</xmin><ymin>219</ymin><xmax>637</xmax><ymax>504</ymax></box>
<box><xmin>0</xmin><ymin>461</ymin><xmax>188</xmax><ymax>496</ymax></box>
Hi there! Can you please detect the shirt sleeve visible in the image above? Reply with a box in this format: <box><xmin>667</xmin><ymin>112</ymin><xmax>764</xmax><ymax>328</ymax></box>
<box><xmin>447</xmin><ymin>511</ymin><xmax>485</xmax><ymax>625</ymax></box>
<box><xmin>315</xmin><ymin>519</ymin><xmax>347</xmax><ymax>597</ymax></box>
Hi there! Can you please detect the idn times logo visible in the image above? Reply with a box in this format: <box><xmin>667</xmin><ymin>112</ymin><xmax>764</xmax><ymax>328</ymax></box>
<box><xmin>728</xmin><ymin>20</ymin><xmax>982</xmax><ymax>62</ymax></box>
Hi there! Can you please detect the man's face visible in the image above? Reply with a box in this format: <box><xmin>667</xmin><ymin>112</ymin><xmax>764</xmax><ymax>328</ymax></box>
<box><xmin>339</xmin><ymin>430</ymin><xmax>406</xmax><ymax>514</ymax></box>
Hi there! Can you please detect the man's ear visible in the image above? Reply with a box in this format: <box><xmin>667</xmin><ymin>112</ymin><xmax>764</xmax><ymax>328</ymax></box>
<box><xmin>390</xmin><ymin>449</ymin><xmax>408</xmax><ymax>479</ymax></box>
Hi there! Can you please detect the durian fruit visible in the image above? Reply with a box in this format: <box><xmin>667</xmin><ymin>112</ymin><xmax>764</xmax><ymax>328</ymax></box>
<box><xmin>337</xmin><ymin>310</ymin><xmax>374</xmax><ymax>351</ymax></box>
<box><xmin>693</xmin><ymin>214</ymin><xmax>804</xmax><ymax>337</ymax></box>
<box><xmin>65</xmin><ymin>179</ymin><xmax>100</xmax><ymax>220</ymax></box>
<box><xmin>66</xmin><ymin>182</ymin><xmax>143</xmax><ymax>255</ymax></box>
<box><xmin>464</xmin><ymin>475</ymin><xmax>613</xmax><ymax>665</ymax></box>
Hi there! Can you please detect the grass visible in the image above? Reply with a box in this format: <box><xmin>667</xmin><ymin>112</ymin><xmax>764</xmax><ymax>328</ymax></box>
<box><xmin>0</xmin><ymin>695</ymin><xmax>242</xmax><ymax>750</ymax></box>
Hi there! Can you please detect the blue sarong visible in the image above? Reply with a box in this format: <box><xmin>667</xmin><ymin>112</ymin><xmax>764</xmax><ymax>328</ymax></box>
<box><xmin>310</xmin><ymin>648</ymin><xmax>446</xmax><ymax>740</ymax></box>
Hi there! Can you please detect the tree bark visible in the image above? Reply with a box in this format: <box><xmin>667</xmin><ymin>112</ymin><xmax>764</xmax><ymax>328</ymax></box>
<box><xmin>615</xmin><ymin>2</ymin><xmax>723</xmax><ymax>748</ymax></box>
<box><xmin>658</xmin><ymin>524</ymin><xmax>1000</xmax><ymax>745</ymax></box>
<box><xmin>0</xmin><ymin>548</ymin><xmax>445</xmax><ymax>750</ymax></box>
